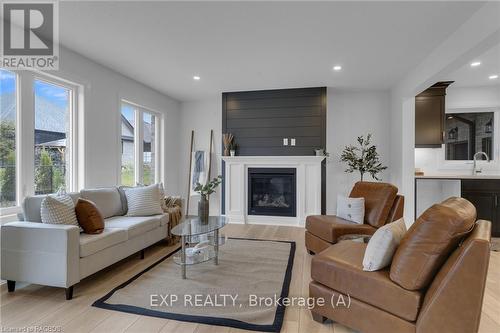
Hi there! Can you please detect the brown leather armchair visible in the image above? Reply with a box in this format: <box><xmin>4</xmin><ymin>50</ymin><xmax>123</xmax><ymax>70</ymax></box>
<box><xmin>305</xmin><ymin>181</ymin><xmax>404</xmax><ymax>254</ymax></box>
<box><xmin>309</xmin><ymin>197</ymin><xmax>491</xmax><ymax>333</ymax></box>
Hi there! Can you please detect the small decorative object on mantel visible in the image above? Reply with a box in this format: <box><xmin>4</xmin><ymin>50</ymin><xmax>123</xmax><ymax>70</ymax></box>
<box><xmin>314</xmin><ymin>148</ymin><xmax>330</xmax><ymax>157</ymax></box>
<box><xmin>223</xmin><ymin>133</ymin><xmax>234</xmax><ymax>157</ymax></box>
<box><xmin>194</xmin><ymin>175</ymin><xmax>222</xmax><ymax>223</ymax></box>
<box><xmin>415</xmin><ymin>168</ymin><xmax>424</xmax><ymax>176</ymax></box>
<box><xmin>340</xmin><ymin>134</ymin><xmax>387</xmax><ymax>181</ymax></box>
<box><xmin>229</xmin><ymin>142</ymin><xmax>238</xmax><ymax>156</ymax></box>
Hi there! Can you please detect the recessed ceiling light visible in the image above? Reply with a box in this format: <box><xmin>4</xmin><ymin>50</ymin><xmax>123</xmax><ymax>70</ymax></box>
<box><xmin>470</xmin><ymin>61</ymin><xmax>481</xmax><ymax>67</ymax></box>
<box><xmin>333</xmin><ymin>65</ymin><xmax>342</xmax><ymax>71</ymax></box>
<box><xmin>489</xmin><ymin>75</ymin><xmax>498</xmax><ymax>80</ymax></box>
<box><xmin>193</xmin><ymin>76</ymin><xmax>201</xmax><ymax>80</ymax></box>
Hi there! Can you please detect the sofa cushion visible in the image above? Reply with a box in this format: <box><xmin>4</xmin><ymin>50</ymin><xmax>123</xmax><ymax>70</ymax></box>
<box><xmin>80</xmin><ymin>187</ymin><xmax>123</xmax><ymax>219</ymax></box>
<box><xmin>124</xmin><ymin>184</ymin><xmax>164</xmax><ymax>216</ymax></box>
<box><xmin>311</xmin><ymin>240</ymin><xmax>422</xmax><ymax>322</ymax></box>
<box><xmin>104</xmin><ymin>215</ymin><xmax>165</xmax><ymax>239</ymax></box>
<box><xmin>390</xmin><ymin>197</ymin><xmax>476</xmax><ymax>291</ymax></box>
<box><xmin>40</xmin><ymin>194</ymin><xmax>79</xmax><ymax>226</ymax></box>
<box><xmin>79</xmin><ymin>228</ymin><xmax>128</xmax><ymax>257</ymax></box>
<box><xmin>306</xmin><ymin>215</ymin><xmax>376</xmax><ymax>243</ymax></box>
<box><xmin>22</xmin><ymin>193</ymin><xmax>80</xmax><ymax>222</ymax></box>
<box><xmin>75</xmin><ymin>198</ymin><xmax>105</xmax><ymax>234</ymax></box>
<box><xmin>349</xmin><ymin>181</ymin><xmax>398</xmax><ymax>228</ymax></box>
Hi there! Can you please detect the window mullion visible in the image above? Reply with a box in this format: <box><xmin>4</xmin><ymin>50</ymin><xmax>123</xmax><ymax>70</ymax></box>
<box><xmin>135</xmin><ymin>108</ymin><xmax>143</xmax><ymax>185</ymax></box>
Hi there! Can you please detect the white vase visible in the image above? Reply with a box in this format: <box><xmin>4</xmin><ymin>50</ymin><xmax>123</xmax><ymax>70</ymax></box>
<box><xmin>230</xmin><ymin>150</ymin><xmax>235</xmax><ymax>156</ymax></box>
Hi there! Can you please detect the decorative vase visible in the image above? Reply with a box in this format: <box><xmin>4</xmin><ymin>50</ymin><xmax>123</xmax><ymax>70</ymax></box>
<box><xmin>198</xmin><ymin>195</ymin><xmax>209</xmax><ymax>223</ymax></box>
<box><xmin>315</xmin><ymin>149</ymin><xmax>324</xmax><ymax>156</ymax></box>
<box><xmin>230</xmin><ymin>150</ymin><xmax>236</xmax><ymax>156</ymax></box>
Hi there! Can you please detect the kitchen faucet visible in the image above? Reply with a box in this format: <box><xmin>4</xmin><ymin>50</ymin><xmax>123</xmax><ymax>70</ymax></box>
<box><xmin>473</xmin><ymin>151</ymin><xmax>490</xmax><ymax>175</ymax></box>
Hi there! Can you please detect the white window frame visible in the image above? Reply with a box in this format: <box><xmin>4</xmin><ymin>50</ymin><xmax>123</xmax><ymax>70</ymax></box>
<box><xmin>119</xmin><ymin>100</ymin><xmax>162</xmax><ymax>186</ymax></box>
<box><xmin>0</xmin><ymin>70</ymin><xmax>82</xmax><ymax>220</ymax></box>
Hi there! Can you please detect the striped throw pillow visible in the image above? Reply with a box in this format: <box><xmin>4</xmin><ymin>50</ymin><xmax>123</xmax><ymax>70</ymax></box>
<box><xmin>125</xmin><ymin>184</ymin><xmax>164</xmax><ymax>216</ymax></box>
<box><xmin>40</xmin><ymin>194</ymin><xmax>79</xmax><ymax>226</ymax></box>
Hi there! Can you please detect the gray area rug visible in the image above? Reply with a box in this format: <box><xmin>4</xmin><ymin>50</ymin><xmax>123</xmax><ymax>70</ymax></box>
<box><xmin>491</xmin><ymin>237</ymin><xmax>500</xmax><ymax>252</ymax></box>
<box><xmin>93</xmin><ymin>238</ymin><xmax>295</xmax><ymax>332</ymax></box>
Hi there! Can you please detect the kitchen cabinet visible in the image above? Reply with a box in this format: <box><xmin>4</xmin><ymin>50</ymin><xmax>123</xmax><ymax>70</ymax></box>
<box><xmin>461</xmin><ymin>179</ymin><xmax>500</xmax><ymax>237</ymax></box>
<box><xmin>415</xmin><ymin>81</ymin><xmax>454</xmax><ymax>148</ymax></box>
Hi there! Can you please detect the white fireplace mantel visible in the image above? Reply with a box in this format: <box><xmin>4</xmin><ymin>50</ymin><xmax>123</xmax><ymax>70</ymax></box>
<box><xmin>221</xmin><ymin>155</ymin><xmax>325</xmax><ymax>226</ymax></box>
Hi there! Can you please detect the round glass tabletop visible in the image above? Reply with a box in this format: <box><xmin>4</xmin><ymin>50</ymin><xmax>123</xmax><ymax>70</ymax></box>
<box><xmin>171</xmin><ymin>215</ymin><xmax>227</xmax><ymax>237</ymax></box>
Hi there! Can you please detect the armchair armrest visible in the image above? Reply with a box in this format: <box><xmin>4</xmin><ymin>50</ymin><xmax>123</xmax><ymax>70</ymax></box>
<box><xmin>1</xmin><ymin>221</ymin><xmax>80</xmax><ymax>288</ymax></box>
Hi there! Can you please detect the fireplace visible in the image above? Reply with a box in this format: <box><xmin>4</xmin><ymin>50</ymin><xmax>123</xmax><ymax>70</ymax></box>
<box><xmin>248</xmin><ymin>168</ymin><xmax>296</xmax><ymax>217</ymax></box>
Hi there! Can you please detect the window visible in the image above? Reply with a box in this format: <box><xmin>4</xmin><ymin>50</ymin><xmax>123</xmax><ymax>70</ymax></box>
<box><xmin>34</xmin><ymin>79</ymin><xmax>73</xmax><ymax>194</ymax></box>
<box><xmin>120</xmin><ymin>102</ymin><xmax>160</xmax><ymax>186</ymax></box>
<box><xmin>0</xmin><ymin>69</ymin><xmax>17</xmax><ymax>207</ymax></box>
<box><xmin>445</xmin><ymin>112</ymin><xmax>494</xmax><ymax>160</ymax></box>
<box><xmin>121</xmin><ymin>103</ymin><xmax>135</xmax><ymax>186</ymax></box>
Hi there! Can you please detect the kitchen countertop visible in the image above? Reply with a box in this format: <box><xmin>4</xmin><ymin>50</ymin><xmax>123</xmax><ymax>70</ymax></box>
<box><xmin>416</xmin><ymin>174</ymin><xmax>500</xmax><ymax>180</ymax></box>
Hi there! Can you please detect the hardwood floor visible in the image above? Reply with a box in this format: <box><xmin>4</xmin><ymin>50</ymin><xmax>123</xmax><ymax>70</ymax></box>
<box><xmin>1</xmin><ymin>224</ymin><xmax>499</xmax><ymax>333</ymax></box>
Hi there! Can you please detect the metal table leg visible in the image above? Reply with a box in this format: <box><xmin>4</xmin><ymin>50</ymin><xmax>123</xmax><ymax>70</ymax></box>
<box><xmin>181</xmin><ymin>235</ymin><xmax>186</xmax><ymax>279</ymax></box>
<box><xmin>214</xmin><ymin>229</ymin><xmax>219</xmax><ymax>265</ymax></box>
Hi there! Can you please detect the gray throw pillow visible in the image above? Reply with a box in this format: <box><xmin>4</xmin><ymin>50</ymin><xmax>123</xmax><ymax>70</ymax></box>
<box><xmin>40</xmin><ymin>194</ymin><xmax>79</xmax><ymax>226</ymax></box>
<box><xmin>124</xmin><ymin>184</ymin><xmax>164</xmax><ymax>216</ymax></box>
<box><xmin>363</xmin><ymin>218</ymin><xmax>407</xmax><ymax>271</ymax></box>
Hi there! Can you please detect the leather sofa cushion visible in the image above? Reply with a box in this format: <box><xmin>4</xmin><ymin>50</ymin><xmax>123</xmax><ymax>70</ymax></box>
<box><xmin>104</xmin><ymin>215</ymin><xmax>165</xmax><ymax>239</ymax></box>
<box><xmin>75</xmin><ymin>198</ymin><xmax>104</xmax><ymax>234</ymax></box>
<box><xmin>349</xmin><ymin>181</ymin><xmax>398</xmax><ymax>228</ymax></box>
<box><xmin>390</xmin><ymin>197</ymin><xmax>476</xmax><ymax>291</ymax></box>
<box><xmin>79</xmin><ymin>228</ymin><xmax>127</xmax><ymax>257</ymax></box>
<box><xmin>306</xmin><ymin>215</ymin><xmax>376</xmax><ymax>243</ymax></box>
<box><xmin>311</xmin><ymin>240</ymin><xmax>422</xmax><ymax>321</ymax></box>
<box><xmin>80</xmin><ymin>187</ymin><xmax>123</xmax><ymax>219</ymax></box>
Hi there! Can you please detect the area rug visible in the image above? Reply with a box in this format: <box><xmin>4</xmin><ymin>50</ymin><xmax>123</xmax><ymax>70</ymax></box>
<box><xmin>93</xmin><ymin>238</ymin><xmax>295</xmax><ymax>332</ymax></box>
<box><xmin>491</xmin><ymin>237</ymin><xmax>500</xmax><ymax>252</ymax></box>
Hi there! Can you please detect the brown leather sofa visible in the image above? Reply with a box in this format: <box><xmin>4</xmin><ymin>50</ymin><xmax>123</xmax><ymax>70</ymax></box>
<box><xmin>309</xmin><ymin>197</ymin><xmax>491</xmax><ymax>333</ymax></box>
<box><xmin>306</xmin><ymin>181</ymin><xmax>404</xmax><ymax>254</ymax></box>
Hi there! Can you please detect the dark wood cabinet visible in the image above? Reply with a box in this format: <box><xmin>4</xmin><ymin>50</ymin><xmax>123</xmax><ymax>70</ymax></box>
<box><xmin>461</xmin><ymin>179</ymin><xmax>500</xmax><ymax>237</ymax></box>
<box><xmin>415</xmin><ymin>81</ymin><xmax>453</xmax><ymax>148</ymax></box>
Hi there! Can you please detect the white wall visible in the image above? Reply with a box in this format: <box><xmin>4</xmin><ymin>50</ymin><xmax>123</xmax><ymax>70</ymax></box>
<box><xmin>48</xmin><ymin>46</ymin><xmax>181</xmax><ymax>192</ymax></box>
<box><xmin>326</xmin><ymin>90</ymin><xmax>391</xmax><ymax>214</ymax></box>
<box><xmin>179</xmin><ymin>97</ymin><xmax>222</xmax><ymax>216</ymax></box>
<box><xmin>179</xmin><ymin>89</ymin><xmax>391</xmax><ymax>216</ymax></box>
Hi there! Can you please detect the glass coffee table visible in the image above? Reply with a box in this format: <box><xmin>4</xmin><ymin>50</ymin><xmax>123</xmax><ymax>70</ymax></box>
<box><xmin>171</xmin><ymin>216</ymin><xmax>226</xmax><ymax>279</ymax></box>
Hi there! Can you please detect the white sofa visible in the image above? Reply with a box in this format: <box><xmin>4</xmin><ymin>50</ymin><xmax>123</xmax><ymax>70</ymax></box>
<box><xmin>1</xmin><ymin>187</ymin><xmax>169</xmax><ymax>300</ymax></box>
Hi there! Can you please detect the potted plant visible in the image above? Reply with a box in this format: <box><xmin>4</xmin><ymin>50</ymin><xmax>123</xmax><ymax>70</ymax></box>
<box><xmin>194</xmin><ymin>175</ymin><xmax>222</xmax><ymax>223</ymax></box>
<box><xmin>229</xmin><ymin>142</ymin><xmax>238</xmax><ymax>156</ymax></box>
<box><xmin>340</xmin><ymin>134</ymin><xmax>387</xmax><ymax>181</ymax></box>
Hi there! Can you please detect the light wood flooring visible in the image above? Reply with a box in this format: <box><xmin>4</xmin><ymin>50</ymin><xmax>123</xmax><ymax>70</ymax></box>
<box><xmin>1</xmin><ymin>224</ymin><xmax>499</xmax><ymax>333</ymax></box>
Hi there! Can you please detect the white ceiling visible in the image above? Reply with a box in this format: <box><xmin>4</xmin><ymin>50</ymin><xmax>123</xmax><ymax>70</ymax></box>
<box><xmin>58</xmin><ymin>1</ymin><xmax>484</xmax><ymax>101</ymax></box>
<box><xmin>447</xmin><ymin>43</ymin><xmax>500</xmax><ymax>88</ymax></box>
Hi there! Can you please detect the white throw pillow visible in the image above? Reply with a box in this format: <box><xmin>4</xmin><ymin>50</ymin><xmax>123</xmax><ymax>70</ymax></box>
<box><xmin>125</xmin><ymin>184</ymin><xmax>164</xmax><ymax>216</ymax></box>
<box><xmin>336</xmin><ymin>195</ymin><xmax>365</xmax><ymax>224</ymax></box>
<box><xmin>363</xmin><ymin>218</ymin><xmax>407</xmax><ymax>271</ymax></box>
<box><xmin>40</xmin><ymin>194</ymin><xmax>79</xmax><ymax>226</ymax></box>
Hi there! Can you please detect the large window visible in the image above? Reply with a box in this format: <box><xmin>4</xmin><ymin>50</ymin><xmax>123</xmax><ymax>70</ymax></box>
<box><xmin>34</xmin><ymin>79</ymin><xmax>73</xmax><ymax>194</ymax></box>
<box><xmin>445</xmin><ymin>112</ymin><xmax>495</xmax><ymax>160</ymax></box>
<box><xmin>121</xmin><ymin>102</ymin><xmax>160</xmax><ymax>186</ymax></box>
<box><xmin>0</xmin><ymin>70</ymin><xmax>17</xmax><ymax>207</ymax></box>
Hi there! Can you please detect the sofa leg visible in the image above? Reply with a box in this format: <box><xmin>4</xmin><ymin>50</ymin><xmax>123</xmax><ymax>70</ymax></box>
<box><xmin>308</xmin><ymin>250</ymin><xmax>315</xmax><ymax>255</ymax></box>
<box><xmin>65</xmin><ymin>286</ymin><xmax>74</xmax><ymax>300</ymax></box>
<box><xmin>7</xmin><ymin>280</ymin><xmax>15</xmax><ymax>292</ymax></box>
<box><xmin>311</xmin><ymin>311</ymin><xmax>327</xmax><ymax>323</ymax></box>
<box><xmin>140</xmin><ymin>249</ymin><xmax>145</xmax><ymax>259</ymax></box>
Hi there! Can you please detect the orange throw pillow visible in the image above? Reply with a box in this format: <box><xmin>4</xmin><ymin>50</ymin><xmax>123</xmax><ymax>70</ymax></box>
<box><xmin>75</xmin><ymin>198</ymin><xmax>105</xmax><ymax>234</ymax></box>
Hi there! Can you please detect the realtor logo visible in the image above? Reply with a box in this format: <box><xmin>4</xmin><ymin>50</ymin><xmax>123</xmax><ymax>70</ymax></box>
<box><xmin>1</xmin><ymin>1</ymin><xmax>59</xmax><ymax>69</ymax></box>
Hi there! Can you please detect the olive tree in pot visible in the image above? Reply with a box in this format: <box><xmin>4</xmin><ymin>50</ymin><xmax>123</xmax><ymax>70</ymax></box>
<box><xmin>340</xmin><ymin>134</ymin><xmax>387</xmax><ymax>181</ymax></box>
<box><xmin>194</xmin><ymin>175</ymin><xmax>222</xmax><ymax>223</ymax></box>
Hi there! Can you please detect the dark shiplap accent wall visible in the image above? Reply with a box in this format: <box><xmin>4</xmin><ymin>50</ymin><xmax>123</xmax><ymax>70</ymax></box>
<box><xmin>223</xmin><ymin>87</ymin><xmax>326</xmax><ymax>156</ymax></box>
<box><xmin>222</xmin><ymin>87</ymin><xmax>327</xmax><ymax>214</ymax></box>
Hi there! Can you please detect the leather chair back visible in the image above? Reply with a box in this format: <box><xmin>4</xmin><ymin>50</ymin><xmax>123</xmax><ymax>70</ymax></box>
<box><xmin>349</xmin><ymin>181</ymin><xmax>398</xmax><ymax>228</ymax></box>
<box><xmin>387</xmin><ymin>194</ymin><xmax>404</xmax><ymax>223</ymax></box>
<box><xmin>416</xmin><ymin>220</ymin><xmax>491</xmax><ymax>333</ymax></box>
